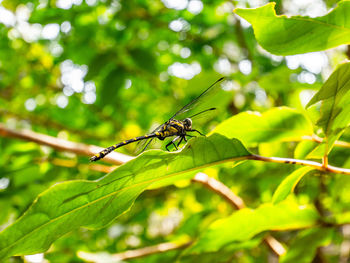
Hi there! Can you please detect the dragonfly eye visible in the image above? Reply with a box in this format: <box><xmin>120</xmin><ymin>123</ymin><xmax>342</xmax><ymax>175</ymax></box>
<box><xmin>183</xmin><ymin>118</ymin><xmax>192</xmax><ymax>130</ymax></box>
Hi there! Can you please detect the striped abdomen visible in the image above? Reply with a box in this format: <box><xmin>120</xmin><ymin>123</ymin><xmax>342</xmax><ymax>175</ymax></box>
<box><xmin>90</xmin><ymin>134</ymin><xmax>157</xmax><ymax>162</ymax></box>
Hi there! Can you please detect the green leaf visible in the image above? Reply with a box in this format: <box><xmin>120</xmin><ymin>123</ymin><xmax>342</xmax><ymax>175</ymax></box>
<box><xmin>211</xmin><ymin>107</ymin><xmax>313</xmax><ymax>146</ymax></box>
<box><xmin>280</xmin><ymin>228</ymin><xmax>333</xmax><ymax>263</ymax></box>
<box><xmin>272</xmin><ymin>167</ymin><xmax>315</xmax><ymax>204</ymax></box>
<box><xmin>307</xmin><ymin>62</ymin><xmax>350</xmax><ymax>153</ymax></box>
<box><xmin>0</xmin><ymin>134</ymin><xmax>250</xmax><ymax>259</ymax></box>
<box><xmin>294</xmin><ymin>140</ymin><xmax>318</xmax><ymax>159</ymax></box>
<box><xmin>186</xmin><ymin>201</ymin><xmax>319</xmax><ymax>254</ymax></box>
<box><xmin>234</xmin><ymin>1</ymin><xmax>350</xmax><ymax>55</ymax></box>
<box><xmin>305</xmin><ymin>143</ymin><xmax>326</xmax><ymax>159</ymax></box>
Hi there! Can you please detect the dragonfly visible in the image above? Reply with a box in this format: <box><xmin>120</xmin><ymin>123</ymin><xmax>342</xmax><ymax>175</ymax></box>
<box><xmin>90</xmin><ymin>77</ymin><xmax>225</xmax><ymax>162</ymax></box>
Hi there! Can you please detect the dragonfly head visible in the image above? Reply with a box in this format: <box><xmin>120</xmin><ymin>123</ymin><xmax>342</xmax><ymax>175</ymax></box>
<box><xmin>183</xmin><ymin>118</ymin><xmax>192</xmax><ymax>131</ymax></box>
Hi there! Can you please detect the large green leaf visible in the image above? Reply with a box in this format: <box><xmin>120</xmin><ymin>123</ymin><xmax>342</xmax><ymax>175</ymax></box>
<box><xmin>307</xmin><ymin>62</ymin><xmax>350</xmax><ymax>154</ymax></box>
<box><xmin>185</xmin><ymin>201</ymin><xmax>319</xmax><ymax>254</ymax></box>
<box><xmin>272</xmin><ymin>167</ymin><xmax>315</xmax><ymax>204</ymax></box>
<box><xmin>280</xmin><ymin>228</ymin><xmax>333</xmax><ymax>263</ymax></box>
<box><xmin>234</xmin><ymin>1</ymin><xmax>350</xmax><ymax>55</ymax></box>
<box><xmin>0</xmin><ymin>134</ymin><xmax>250</xmax><ymax>259</ymax></box>
<box><xmin>211</xmin><ymin>107</ymin><xmax>313</xmax><ymax>145</ymax></box>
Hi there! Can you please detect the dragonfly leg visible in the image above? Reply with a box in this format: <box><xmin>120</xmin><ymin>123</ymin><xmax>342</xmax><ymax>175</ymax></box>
<box><xmin>166</xmin><ymin>136</ymin><xmax>180</xmax><ymax>151</ymax></box>
<box><xmin>177</xmin><ymin>136</ymin><xmax>185</xmax><ymax>147</ymax></box>
<box><xmin>190</xmin><ymin>129</ymin><xmax>205</xmax><ymax>136</ymax></box>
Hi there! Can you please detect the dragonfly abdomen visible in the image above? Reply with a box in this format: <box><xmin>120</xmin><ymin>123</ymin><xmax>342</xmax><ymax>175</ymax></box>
<box><xmin>90</xmin><ymin>134</ymin><xmax>157</xmax><ymax>162</ymax></box>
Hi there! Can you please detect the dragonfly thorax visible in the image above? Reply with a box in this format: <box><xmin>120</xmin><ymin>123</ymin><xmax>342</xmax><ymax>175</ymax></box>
<box><xmin>183</xmin><ymin>118</ymin><xmax>192</xmax><ymax>131</ymax></box>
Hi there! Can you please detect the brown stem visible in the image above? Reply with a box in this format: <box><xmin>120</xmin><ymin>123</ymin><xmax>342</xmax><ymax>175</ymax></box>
<box><xmin>38</xmin><ymin>157</ymin><xmax>116</xmax><ymax>173</ymax></box>
<box><xmin>192</xmin><ymin>172</ymin><xmax>245</xmax><ymax>209</ymax></box>
<box><xmin>249</xmin><ymin>154</ymin><xmax>350</xmax><ymax>175</ymax></box>
<box><xmin>264</xmin><ymin>235</ymin><xmax>286</xmax><ymax>257</ymax></box>
<box><xmin>302</xmin><ymin>135</ymin><xmax>350</xmax><ymax>148</ymax></box>
<box><xmin>0</xmin><ymin>108</ymin><xmax>111</xmax><ymax>141</ymax></box>
<box><xmin>78</xmin><ymin>241</ymin><xmax>192</xmax><ymax>262</ymax></box>
<box><xmin>0</xmin><ymin>123</ymin><xmax>132</xmax><ymax>165</ymax></box>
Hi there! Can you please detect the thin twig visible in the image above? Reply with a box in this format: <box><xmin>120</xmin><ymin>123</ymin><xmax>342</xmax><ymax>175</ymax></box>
<box><xmin>0</xmin><ymin>108</ymin><xmax>110</xmax><ymax>141</ymax></box>
<box><xmin>38</xmin><ymin>157</ymin><xmax>116</xmax><ymax>173</ymax></box>
<box><xmin>0</xmin><ymin>123</ymin><xmax>132</xmax><ymax>165</ymax></box>
<box><xmin>192</xmin><ymin>172</ymin><xmax>245</xmax><ymax>209</ymax></box>
<box><xmin>264</xmin><ymin>235</ymin><xmax>286</xmax><ymax>256</ymax></box>
<box><xmin>112</xmin><ymin>241</ymin><xmax>192</xmax><ymax>260</ymax></box>
<box><xmin>249</xmin><ymin>154</ymin><xmax>350</xmax><ymax>175</ymax></box>
<box><xmin>302</xmin><ymin>135</ymin><xmax>350</xmax><ymax>148</ymax></box>
<box><xmin>78</xmin><ymin>241</ymin><xmax>192</xmax><ymax>262</ymax></box>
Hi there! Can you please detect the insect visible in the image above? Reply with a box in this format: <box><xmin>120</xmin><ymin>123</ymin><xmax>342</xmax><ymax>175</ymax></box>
<box><xmin>90</xmin><ymin>77</ymin><xmax>225</xmax><ymax>162</ymax></box>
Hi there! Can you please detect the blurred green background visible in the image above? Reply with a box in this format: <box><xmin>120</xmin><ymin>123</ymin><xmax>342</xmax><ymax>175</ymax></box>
<box><xmin>0</xmin><ymin>0</ymin><xmax>349</xmax><ymax>262</ymax></box>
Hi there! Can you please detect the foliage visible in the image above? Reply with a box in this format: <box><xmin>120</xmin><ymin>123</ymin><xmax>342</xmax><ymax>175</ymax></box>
<box><xmin>186</xmin><ymin>201</ymin><xmax>319</xmax><ymax>253</ymax></box>
<box><xmin>0</xmin><ymin>135</ymin><xmax>249</xmax><ymax>258</ymax></box>
<box><xmin>0</xmin><ymin>0</ymin><xmax>350</xmax><ymax>262</ymax></box>
<box><xmin>307</xmin><ymin>62</ymin><xmax>350</xmax><ymax>156</ymax></box>
<box><xmin>212</xmin><ymin>107</ymin><xmax>313</xmax><ymax>145</ymax></box>
<box><xmin>234</xmin><ymin>1</ymin><xmax>350</xmax><ymax>55</ymax></box>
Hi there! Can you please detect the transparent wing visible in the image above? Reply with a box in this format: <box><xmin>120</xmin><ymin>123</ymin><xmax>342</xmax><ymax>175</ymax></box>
<box><xmin>169</xmin><ymin>77</ymin><xmax>227</xmax><ymax>122</ymax></box>
<box><xmin>136</xmin><ymin>77</ymin><xmax>230</xmax><ymax>153</ymax></box>
<box><xmin>134</xmin><ymin>123</ymin><xmax>165</xmax><ymax>154</ymax></box>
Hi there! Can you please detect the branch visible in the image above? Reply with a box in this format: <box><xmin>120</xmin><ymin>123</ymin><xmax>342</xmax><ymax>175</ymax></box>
<box><xmin>0</xmin><ymin>123</ymin><xmax>132</xmax><ymax>165</ymax></box>
<box><xmin>0</xmin><ymin>108</ymin><xmax>110</xmax><ymax>141</ymax></box>
<box><xmin>192</xmin><ymin>172</ymin><xmax>245</xmax><ymax>209</ymax></box>
<box><xmin>39</xmin><ymin>157</ymin><xmax>116</xmax><ymax>173</ymax></box>
<box><xmin>302</xmin><ymin>135</ymin><xmax>350</xmax><ymax>148</ymax></box>
<box><xmin>2</xmin><ymin>122</ymin><xmax>348</xmax><ymax>175</ymax></box>
<box><xmin>264</xmin><ymin>235</ymin><xmax>286</xmax><ymax>257</ymax></box>
<box><xmin>248</xmin><ymin>154</ymin><xmax>350</xmax><ymax>175</ymax></box>
<box><xmin>78</xmin><ymin>241</ymin><xmax>192</xmax><ymax>262</ymax></box>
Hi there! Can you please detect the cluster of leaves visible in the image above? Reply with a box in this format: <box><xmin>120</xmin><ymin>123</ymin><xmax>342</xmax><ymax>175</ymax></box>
<box><xmin>0</xmin><ymin>0</ymin><xmax>350</xmax><ymax>262</ymax></box>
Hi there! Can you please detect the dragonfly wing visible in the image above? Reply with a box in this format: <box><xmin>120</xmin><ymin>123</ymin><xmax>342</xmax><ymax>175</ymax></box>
<box><xmin>139</xmin><ymin>137</ymin><xmax>155</xmax><ymax>152</ymax></box>
<box><xmin>169</xmin><ymin>77</ymin><xmax>226</xmax><ymax>121</ymax></box>
<box><xmin>134</xmin><ymin>123</ymin><xmax>165</xmax><ymax>154</ymax></box>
